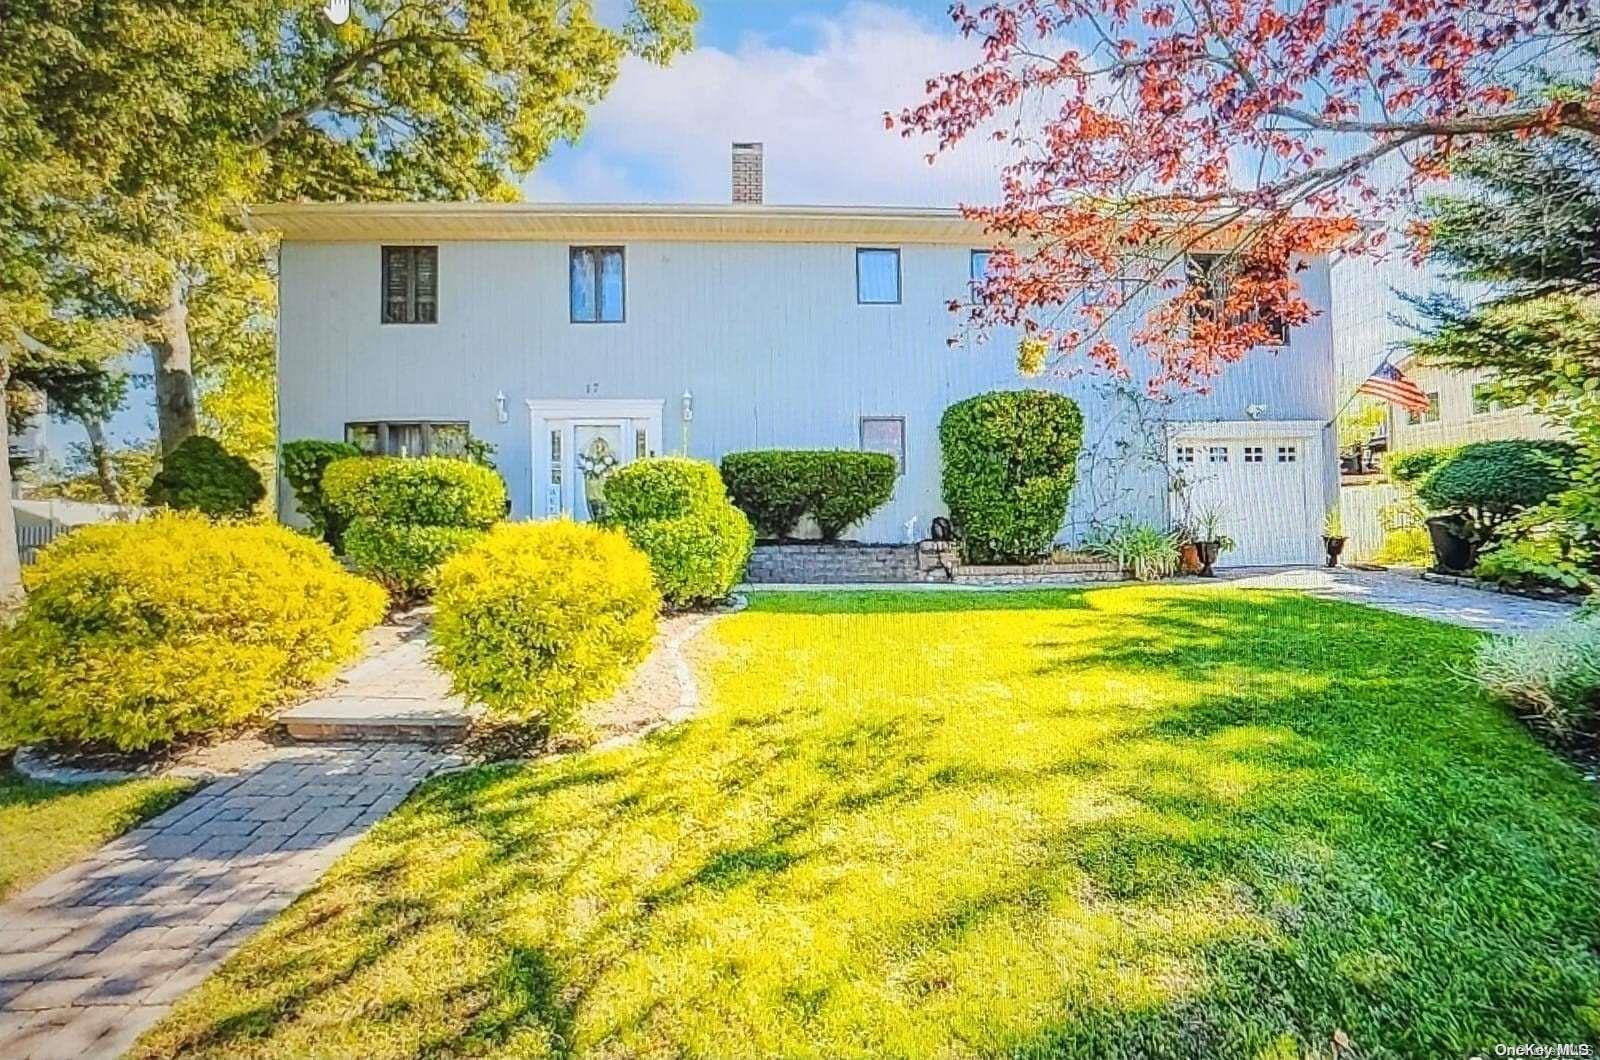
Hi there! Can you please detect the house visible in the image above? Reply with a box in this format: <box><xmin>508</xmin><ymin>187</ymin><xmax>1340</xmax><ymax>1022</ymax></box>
<box><xmin>249</xmin><ymin>144</ymin><xmax>1340</xmax><ymax>567</ymax></box>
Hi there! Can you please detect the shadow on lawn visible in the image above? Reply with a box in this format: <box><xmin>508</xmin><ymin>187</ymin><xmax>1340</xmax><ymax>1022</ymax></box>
<box><xmin>134</xmin><ymin>588</ymin><xmax>1600</xmax><ymax>1059</ymax></box>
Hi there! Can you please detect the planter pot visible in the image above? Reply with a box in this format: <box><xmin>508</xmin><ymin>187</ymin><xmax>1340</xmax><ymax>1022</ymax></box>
<box><xmin>1323</xmin><ymin>535</ymin><xmax>1347</xmax><ymax>568</ymax></box>
<box><xmin>1178</xmin><ymin>542</ymin><xmax>1202</xmax><ymax>574</ymax></box>
<box><xmin>1194</xmin><ymin>540</ymin><xmax>1221</xmax><ymax>577</ymax></box>
<box><xmin>1425</xmin><ymin>515</ymin><xmax>1476</xmax><ymax>574</ymax></box>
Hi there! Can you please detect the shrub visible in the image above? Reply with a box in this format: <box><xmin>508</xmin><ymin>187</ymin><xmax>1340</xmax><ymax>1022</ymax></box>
<box><xmin>1474</xmin><ymin>527</ymin><xmax>1597</xmax><ymax>595</ymax></box>
<box><xmin>281</xmin><ymin>439</ymin><xmax>362</xmax><ymax>546</ymax></box>
<box><xmin>322</xmin><ymin>456</ymin><xmax>505</xmax><ymax>528</ymax></box>
<box><xmin>939</xmin><ymin>390</ymin><xmax>1083</xmax><ymax>563</ymax></box>
<box><xmin>1416</xmin><ymin>440</ymin><xmax>1577</xmax><ymax>543</ymax></box>
<box><xmin>431</xmin><ymin>521</ymin><xmax>659</xmax><ymax>732</ymax></box>
<box><xmin>602</xmin><ymin>458</ymin><xmax>753</xmax><ymax>607</ymax></box>
<box><xmin>1386</xmin><ymin>446</ymin><xmax>1459</xmax><ymax>485</ymax></box>
<box><xmin>0</xmin><ymin>514</ymin><xmax>386</xmax><ymax>751</ymax></box>
<box><xmin>1085</xmin><ymin>521</ymin><xmax>1181</xmax><ymax>581</ymax></box>
<box><xmin>720</xmin><ymin>451</ymin><xmax>896</xmax><ymax>541</ymax></box>
<box><xmin>1475</xmin><ymin>614</ymin><xmax>1600</xmax><ymax>740</ymax></box>
<box><xmin>342</xmin><ymin>520</ymin><xmax>484</xmax><ymax>598</ymax></box>
<box><xmin>144</xmin><ymin>436</ymin><xmax>265</xmax><ymax>517</ymax></box>
<box><xmin>1373</xmin><ymin>526</ymin><xmax>1433</xmax><ymax>566</ymax></box>
<box><xmin>323</xmin><ymin>456</ymin><xmax>507</xmax><ymax>597</ymax></box>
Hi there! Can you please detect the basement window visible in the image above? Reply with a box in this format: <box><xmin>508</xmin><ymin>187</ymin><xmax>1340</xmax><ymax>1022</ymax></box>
<box><xmin>860</xmin><ymin>416</ymin><xmax>906</xmax><ymax>474</ymax></box>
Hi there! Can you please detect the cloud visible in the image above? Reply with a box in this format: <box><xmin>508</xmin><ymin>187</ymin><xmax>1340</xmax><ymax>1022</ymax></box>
<box><xmin>521</xmin><ymin>2</ymin><xmax>1004</xmax><ymax>207</ymax></box>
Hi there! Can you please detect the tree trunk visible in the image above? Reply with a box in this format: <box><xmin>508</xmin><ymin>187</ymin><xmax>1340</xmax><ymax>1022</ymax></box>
<box><xmin>82</xmin><ymin>416</ymin><xmax>121</xmax><ymax>504</ymax></box>
<box><xmin>0</xmin><ymin>357</ymin><xmax>25</xmax><ymax>604</ymax></box>
<box><xmin>148</xmin><ymin>275</ymin><xmax>197</xmax><ymax>456</ymax></box>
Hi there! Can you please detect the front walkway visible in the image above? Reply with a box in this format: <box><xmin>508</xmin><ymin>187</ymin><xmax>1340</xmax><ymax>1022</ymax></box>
<box><xmin>0</xmin><ymin>743</ymin><xmax>452</xmax><ymax>1058</ymax></box>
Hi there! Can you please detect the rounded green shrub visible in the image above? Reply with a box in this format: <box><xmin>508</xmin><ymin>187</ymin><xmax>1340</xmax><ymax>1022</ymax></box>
<box><xmin>323</xmin><ymin>456</ymin><xmax>507</xmax><ymax>597</ymax></box>
<box><xmin>431</xmin><ymin>521</ymin><xmax>660</xmax><ymax>732</ymax></box>
<box><xmin>938</xmin><ymin>390</ymin><xmax>1083</xmax><ymax>563</ymax></box>
<box><xmin>1416</xmin><ymin>440</ymin><xmax>1577</xmax><ymax>542</ymax></box>
<box><xmin>342</xmin><ymin>519</ymin><xmax>484</xmax><ymax>599</ymax></box>
<box><xmin>281</xmin><ymin>439</ymin><xmax>361</xmax><ymax>546</ymax></box>
<box><xmin>322</xmin><ymin>456</ymin><xmax>506</xmax><ymax>528</ymax></box>
<box><xmin>1386</xmin><ymin>446</ymin><xmax>1459</xmax><ymax>485</ymax></box>
<box><xmin>719</xmin><ymin>450</ymin><xmax>896</xmax><ymax>541</ymax></box>
<box><xmin>602</xmin><ymin>458</ymin><xmax>753</xmax><ymax>607</ymax></box>
<box><xmin>0</xmin><ymin>513</ymin><xmax>387</xmax><ymax>751</ymax></box>
<box><xmin>144</xmin><ymin>436</ymin><xmax>265</xmax><ymax>517</ymax></box>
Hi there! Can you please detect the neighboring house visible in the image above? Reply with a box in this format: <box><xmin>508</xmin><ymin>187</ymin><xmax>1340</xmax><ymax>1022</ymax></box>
<box><xmin>250</xmin><ymin>144</ymin><xmax>1341</xmax><ymax>567</ymax></box>
<box><xmin>1329</xmin><ymin>249</ymin><xmax>1557</xmax><ymax>455</ymax></box>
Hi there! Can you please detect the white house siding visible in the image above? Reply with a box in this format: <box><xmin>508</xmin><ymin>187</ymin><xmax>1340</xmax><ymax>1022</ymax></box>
<box><xmin>277</xmin><ymin>238</ymin><xmax>1339</xmax><ymax>548</ymax></box>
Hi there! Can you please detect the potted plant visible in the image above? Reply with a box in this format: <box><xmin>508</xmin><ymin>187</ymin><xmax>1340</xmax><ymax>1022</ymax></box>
<box><xmin>1172</xmin><ymin>522</ymin><xmax>1203</xmax><ymax>574</ymax></box>
<box><xmin>1322</xmin><ymin>507</ymin><xmax>1347</xmax><ymax>567</ymax></box>
<box><xmin>1192</xmin><ymin>506</ymin><xmax>1232</xmax><ymax>577</ymax></box>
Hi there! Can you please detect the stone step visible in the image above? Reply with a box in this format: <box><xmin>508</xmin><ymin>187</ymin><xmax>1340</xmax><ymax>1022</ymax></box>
<box><xmin>279</xmin><ymin>696</ymin><xmax>472</xmax><ymax>744</ymax></box>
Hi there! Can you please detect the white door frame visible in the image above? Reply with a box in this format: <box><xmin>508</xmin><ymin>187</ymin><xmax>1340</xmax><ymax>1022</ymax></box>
<box><xmin>528</xmin><ymin>398</ymin><xmax>665</xmax><ymax>518</ymax></box>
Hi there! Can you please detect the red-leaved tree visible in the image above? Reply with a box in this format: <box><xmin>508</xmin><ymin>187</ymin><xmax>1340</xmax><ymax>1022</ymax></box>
<box><xmin>893</xmin><ymin>0</ymin><xmax>1599</xmax><ymax>392</ymax></box>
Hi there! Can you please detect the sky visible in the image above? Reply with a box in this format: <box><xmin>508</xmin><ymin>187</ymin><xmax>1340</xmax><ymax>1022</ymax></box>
<box><xmin>522</xmin><ymin>1</ymin><xmax>1007</xmax><ymax>208</ymax></box>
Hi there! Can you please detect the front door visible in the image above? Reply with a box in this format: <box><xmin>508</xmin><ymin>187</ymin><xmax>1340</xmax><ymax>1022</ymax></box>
<box><xmin>529</xmin><ymin>399</ymin><xmax>666</xmax><ymax>520</ymax></box>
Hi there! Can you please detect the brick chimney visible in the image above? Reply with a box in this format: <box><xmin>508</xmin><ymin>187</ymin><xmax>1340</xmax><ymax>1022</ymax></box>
<box><xmin>732</xmin><ymin>142</ymin><xmax>763</xmax><ymax>204</ymax></box>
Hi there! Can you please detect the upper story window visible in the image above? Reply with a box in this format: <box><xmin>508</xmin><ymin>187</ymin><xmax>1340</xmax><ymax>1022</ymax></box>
<box><xmin>570</xmin><ymin>246</ymin><xmax>625</xmax><ymax>323</ymax></box>
<box><xmin>970</xmin><ymin>250</ymin><xmax>993</xmax><ymax>283</ymax></box>
<box><xmin>346</xmin><ymin>420</ymin><xmax>468</xmax><ymax>458</ymax></box>
<box><xmin>856</xmin><ymin>248</ymin><xmax>901</xmax><ymax>304</ymax></box>
<box><xmin>381</xmin><ymin>246</ymin><xmax>438</xmax><ymax>324</ymax></box>
<box><xmin>1472</xmin><ymin>383</ymin><xmax>1508</xmax><ymax>416</ymax></box>
<box><xmin>1186</xmin><ymin>252</ymin><xmax>1288</xmax><ymax>345</ymax></box>
<box><xmin>1407</xmin><ymin>391</ymin><xmax>1442</xmax><ymax>425</ymax></box>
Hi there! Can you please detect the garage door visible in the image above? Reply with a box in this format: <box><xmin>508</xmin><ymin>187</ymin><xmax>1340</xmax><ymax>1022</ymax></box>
<box><xmin>1169</xmin><ymin>424</ymin><xmax>1325</xmax><ymax>567</ymax></box>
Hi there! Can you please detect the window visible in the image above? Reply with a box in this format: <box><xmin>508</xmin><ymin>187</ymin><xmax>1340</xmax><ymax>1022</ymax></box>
<box><xmin>345</xmin><ymin>420</ymin><xmax>470</xmax><ymax>458</ymax></box>
<box><xmin>856</xmin><ymin>248</ymin><xmax>901</xmax><ymax>304</ymax></box>
<box><xmin>860</xmin><ymin>416</ymin><xmax>906</xmax><ymax>474</ymax></box>
<box><xmin>1175</xmin><ymin>445</ymin><xmax>1197</xmax><ymax>465</ymax></box>
<box><xmin>1243</xmin><ymin>445</ymin><xmax>1264</xmax><ymax>463</ymax></box>
<box><xmin>635</xmin><ymin>428</ymin><xmax>649</xmax><ymax>460</ymax></box>
<box><xmin>1277</xmin><ymin>445</ymin><xmax>1298</xmax><ymax>463</ymax></box>
<box><xmin>1472</xmin><ymin>383</ymin><xmax>1506</xmax><ymax>416</ymax></box>
<box><xmin>1207</xmin><ymin>445</ymin><xmax>1229</xmax><ymax>464</ymax></box>
<box><xmin>1186</xmin><ymin>252</ymin><xmax>1288</xmax><ymax>345</ymax></box>
<box><xmin>570</xmin><ymin>246</ymin><xmax>625</xmax><ymax>322</ymax></box>
<box><xmin>381</xmin><ymin>246</ymin><xmax>438</xmax><ymax>324</ymax></box>
<box><xmin>970</xmin><ymin>250</ymin><xmax>993</xmax><ymax>283</ymax></box>
<box><xmin>1407</xmin><ymin>391</ymin><xmax>1441</xmax><ymax>425</ymax></box>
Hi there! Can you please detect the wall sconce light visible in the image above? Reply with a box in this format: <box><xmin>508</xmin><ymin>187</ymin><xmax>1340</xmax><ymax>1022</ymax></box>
<box><xmin>1245</xmin><ymin>403</ymin><xmax>1267</xmax><ymax>421</ymax></box>
<box><xmin>681</xmin><ymin>389</ymin><xmax>694</xmax><ymax>422</ymax></box>
<box><xmin>494</xmin><ymin>390</ymin><xmax>509</xmax><ymax>424</ymax></box>
<box><xmin>323</xmin><ymin>0</ymin><xmax>351</xmax><ymax>25</ymax></box>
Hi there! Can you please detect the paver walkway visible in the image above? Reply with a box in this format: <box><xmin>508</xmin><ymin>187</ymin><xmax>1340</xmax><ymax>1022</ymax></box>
<box><xmin>0</xmin><ymin>743</ymin><xmax>454</xmax><ymax>1059</ymax></box>
<box><xmin>279</xmin><ymin>632</ymin><xmax>471</xmax><ymax>741</ymax></box>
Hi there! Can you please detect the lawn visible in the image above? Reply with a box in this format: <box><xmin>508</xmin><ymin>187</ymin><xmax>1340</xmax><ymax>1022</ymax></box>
<box><xmin>0</xmin><ymin>767</ymin><xmax>194</xmax><ymax>901</ymax></box>
<box><xmin>135</xmin><ymin>588</ymin><xmax>1600</xmax><ymax>1058</ymax></box>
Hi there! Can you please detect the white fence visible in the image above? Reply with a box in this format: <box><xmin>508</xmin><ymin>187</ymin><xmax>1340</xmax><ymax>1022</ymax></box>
<box><xmin>1339</xmin><ymin>480</ymin><xmax>1422</xmax><ymax>562</ymax></box>
<box><xmin>12</xmin><ymin>500</ymin><xmax>148</xmax><ymax>564</ymax></box>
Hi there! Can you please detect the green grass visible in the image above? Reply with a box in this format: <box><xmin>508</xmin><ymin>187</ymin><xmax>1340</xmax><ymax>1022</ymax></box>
<box><xmin>134</xmin><ymin>588</ymin><xmax>1600</xmax><ymax>1058</ymax></box>
<box><xmin>0</xmin><ymin>767</ymin><xmax>193</xmax><ymax>900</ymax></box>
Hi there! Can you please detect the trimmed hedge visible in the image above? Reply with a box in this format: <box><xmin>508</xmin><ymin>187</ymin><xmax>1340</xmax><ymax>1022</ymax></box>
<box><xmin>1416</xmin><ymin>440</ymin><xmax>1577</xmax><ymax>542</ymax></box>
<box><xmin>939</xmin><ymin>390</ymin><xmax>1083</xmax><ymax>563</ymax></box>
<box><xmin>342</xmin><ymin>521</ymin><xmax>484</xmax><ymax>598</ymax></box>
<box><xmin>0</xmin><ymin>514</ymin><xmax>386</xmax><ymax>751</ymax></box>
<box><xmin>145</xmin><ymin>436</ymin><xmax>265</xmax><ymax>518</ymax></box>
<box><xmin>602</xmin><ymin>458</ymin><xmax>753</xmax><ymax>607</ymax></box>
<box><xmin>322</xmin><ymin>456</ymin><xmax>505</xmax><ymax>528</ymax></box>
<box><xmin>323</xmin><ymin>456</ymin><xmax>507</xmax><ymax>598</ymax></box>
<box><xmin>1386</xmin><ymin>446</ymin><xmax>1459</xmax><ymax>485</ymax></box>
<box><xmin>719</xmin><ymin>450</ymin><xmax>896</xmax><ymax>541</ymax></box>
<box><xmin>281</xmin><ymin>439</ymin><xmax>361</xmax><ymax>546</ymax></box>
<box><xmin>431</xmin><ymin>521</ymin><xmax>660</xmax><ymax>732</ymax></box>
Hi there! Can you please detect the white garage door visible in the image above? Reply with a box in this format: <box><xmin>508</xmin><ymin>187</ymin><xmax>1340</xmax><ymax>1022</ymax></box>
<box><xmin>1169</xmin><ymin>424</ymin><xmax>1325</xmax><ymax>567</ymax></box>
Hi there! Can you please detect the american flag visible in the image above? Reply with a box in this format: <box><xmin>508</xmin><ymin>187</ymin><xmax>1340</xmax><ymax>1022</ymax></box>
<box><xmin>1356</xmin><ymin>361</ymin><xmax>1432</xmax><ymax>414</ymax></box>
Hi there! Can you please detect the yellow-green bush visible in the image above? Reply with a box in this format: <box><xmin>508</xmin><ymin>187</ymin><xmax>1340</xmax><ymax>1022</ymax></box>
<box><xmin>341</xmin><ymin>521</ymin><xmax>484</xmax><ymax>599</ymax></box>
<box><xmin>0</xmin><ymin>514</ymin><xmax>386</xmax><ymax>751</ymax></box>
<box><xmin>602</xmin><ymin>457</ymin><xmax>753</xmax><ymax>607</ymax></box>
<box><xmin>431</xmin><ymin>521</ymin><xmax>659</xmax><ymax>732</ymax></box>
